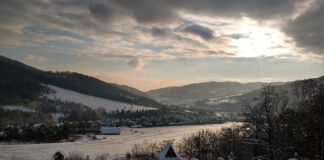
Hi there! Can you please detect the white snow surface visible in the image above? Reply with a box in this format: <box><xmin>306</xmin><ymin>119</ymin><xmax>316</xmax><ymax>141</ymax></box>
<box><xmin>52</xmin><ymin>113</ymin><xmax>65</xmax><ymax>119</ymax></box>
<box><xmin>0</xmin><ymin>105</ymin><xmax>36</xmax><ymax>112</ymax></box>
<box><xmin>44</xmin><ymin>85</ymin><xmax>157</xmax><ymax>112</ymax></box>
<box><xmin>0</xmin><ymin>122</ymin><xmax>239</xmax><ymax>160</ymax></box>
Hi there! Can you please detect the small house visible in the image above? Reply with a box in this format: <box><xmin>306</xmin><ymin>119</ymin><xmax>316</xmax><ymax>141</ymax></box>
<box><xmin>158</xmin><ymin>142</ymin><xmax>182</xmax><ymax>160</ymax></box>
<box><xmin>53</xmin><ymin>151</ymin><xmax>64</xmax><ymax>160</ymax></box>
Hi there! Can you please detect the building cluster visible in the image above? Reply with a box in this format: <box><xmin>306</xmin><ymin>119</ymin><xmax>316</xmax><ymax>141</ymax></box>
<box><xmin>0</xmin><ymin>122</ymin><xmax>99</xmax><ymax>142</ymax></box>
<box><xmin>107</xmin><ymin>113</ymin><xmax>241</xmax><ymax>127</ymax></box>
<box><xmin>0</xmin><ymin>111</ymin><xmax>242</xmax><ymax>142</ymax></box>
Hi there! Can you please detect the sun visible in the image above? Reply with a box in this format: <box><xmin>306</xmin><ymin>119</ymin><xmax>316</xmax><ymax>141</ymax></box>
<box><xmin>232</xmin><ymin>27</ymin><xmax>283</xmax><ymax>57</ymax></box>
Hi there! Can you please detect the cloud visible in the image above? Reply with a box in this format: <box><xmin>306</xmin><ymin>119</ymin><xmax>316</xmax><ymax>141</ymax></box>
<box><xmin>24</xmin><ymin>54</ymin><xmax>48</xmax><ymax>62</ymax></box>
<box><xmin>111</xmin><ymin>0</ymin><xmax>179</xmax><ymax>23</ymax></box>
<box><xmin>108</xmin><ymin>0</ymin><xmax>304</xmax><ymax>23</ymax></box>
<box><xmin>178</xmin><ymin>0</ymin><xmax>302</xmax><ymax>20</ymax></box>
<box><xmin>151</xmin><ymin>27</ymin><xmax>171</xmax><ymax>38</ymax></box>
<box><xmin>0</xmin><ymin>0</ymin><xmax>308</xmax><ymax>46</ymax></box>
<box><xmin>89</xmin><ymin>2</ymin><xmax>114</xmax><ymax>21</ymax></box>
<box><xmin>0</xmin><ymin>0</ymin><xmax>123</xmax><ymax>46</ymax></box>
<box><xmin>0</xmin><ymin>0</ymin><xmax>320</xmax><ymax>61</ymax></box>
<box><xmin>282</xmin><ymin>0</ymin><xmax>324</xmax><ymax>55</ymax></box>
<box><xmin>0</xmin><ymin>0</ymin><xmax>322</xmax><ymax>90</ymax></box>
<box><xmin>205</xmin><ymin>50</ymin><xmax>235</xmax><ymax>56</ymax></box>
<box><xmin>86</xmin><ymin>0</ymin><xmax>305</xmax><ymax>25</ymax></box>
<box><xmin>126</xmin><ymin>59</ymin><xmax>144</xmax><ymax>69</ymax></box>
<box><xmin>222</xmin><ymin>33</ymin><xmax>248</xmax><ymax>39</ymax></box>
<box><xmin>182</xmin><ymin>24</ymin><xmax>214</xmax><ymax>40</ymax></box>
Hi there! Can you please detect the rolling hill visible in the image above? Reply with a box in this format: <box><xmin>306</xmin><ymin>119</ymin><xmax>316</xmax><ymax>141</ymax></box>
<box><xmin>146</xmin><ymin>81</ymin><xmax>269</xmax><ymax>105</ymax></box>
<box><xmin>0</xmin><ymin>55</ymin><xmax>161</xmax><ymax>108</ymax></box>
<box><xmin>146</xmin><ymin>77</ymin><xmax>323</xmax><ymax>112</ymax></box>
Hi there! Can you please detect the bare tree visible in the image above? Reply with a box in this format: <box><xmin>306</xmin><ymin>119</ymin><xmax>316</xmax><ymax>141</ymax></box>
<box><xmin>293</xmin><ymin>79</ymin><xmax>324</xmax><ymax>159</ymax></box>
<box><xmin>179</xmin><ymin>125</ymin><xmax>247</xmax><ymax>160</ymax></box>
<box><xmin>242</xmin><ymin>85</ymin><xmax>289</xmax><ymax>160</ymax></box>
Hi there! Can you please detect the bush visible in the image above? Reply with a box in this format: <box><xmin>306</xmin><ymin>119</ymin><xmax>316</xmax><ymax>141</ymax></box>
<box><xmin>131</xmin><ymin>140</ymin><xmax>174</xmax><ymax>160</ymax></box>
<box><xmin>179</xmin><ymin>125</ymin><xmax>247</xmax><ymax>160</ymax></box>
<box><xmin>95</xmin><ymin>153</ymin><xmax>109</xmax><ymax>160</ymax></box>
<box><xmin>65</xmin><ymin>152</ymin><xmax>84</xmax><ymax>160</ymax></box>
<box><xmin>128</xmin><ymin>125</ymin><xmax>248</xmax><ymax>160</ymax></box>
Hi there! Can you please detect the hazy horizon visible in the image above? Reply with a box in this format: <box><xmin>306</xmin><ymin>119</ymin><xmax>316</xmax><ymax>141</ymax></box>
<box><xmin>1</xmin><ymin>0</ymin><xmax>323</xmax><ymax>91</ymax></box>
<box><xmin>2</xmin><ymin>54</ymin><xmax>323</xmax><ymax>92</ymax></box>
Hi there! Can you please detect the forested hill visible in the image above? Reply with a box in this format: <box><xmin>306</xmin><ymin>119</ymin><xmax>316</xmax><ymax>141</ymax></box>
<box><xmin>0</xmin><ymin>55</ymin><xmax>161</xmax><ymax>107</ymax></box>
<box><xmin>146</xmin><ymin>81</ymin><xmax>270</xmax><ymax>105</ymax></box>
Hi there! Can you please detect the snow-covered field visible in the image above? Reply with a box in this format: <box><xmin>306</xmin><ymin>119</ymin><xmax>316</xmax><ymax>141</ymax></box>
<box><xmin>44</xmin><ymin>85</ymin><xmax>157</xmax><ymax>112</ymax></box>
<box><xmin>0</xmin><ymin>122</ymin><xmax>239</xmax><ymax>160</ymax></box>
<box><xmin>206</xmin><ymin>98</ymin><xmax>237</xmax><ymax>105</ymax></box>
<box><xmin>0</xmin><ymin>105</ymin><xmax>35</xmax><ymax>113</ymax></box>
<box><xmin>206</xmin><ymin>94</ymin><xmax>242</xmax><ymax>105</ymax></box>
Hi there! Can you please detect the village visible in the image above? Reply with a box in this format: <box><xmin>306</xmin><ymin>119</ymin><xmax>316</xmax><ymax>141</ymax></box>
<box><xmin>0</xmin><ymin>112</ymin><xmax>242</xmax><ymax>143</ymax></box>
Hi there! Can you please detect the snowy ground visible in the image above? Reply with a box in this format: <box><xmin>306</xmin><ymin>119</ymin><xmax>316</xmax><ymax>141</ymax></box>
<box><xmin>206</xmin><ymin>94</ymin><xmax>242</xmax><ymax>105</ymax></box>
<box><xmin>0</xmin><ymin>123</ymin><xmax>239</xmax><ymax>160</ymax></box>
<box><xmin>44</xmin><ymin>85</ymin><xmax>157</xmax><ymax>112</ymax></box>
<box><xmin>0</xmin><ymin>105</ymin><xmax>35</xmax><ymax>113</ymax></box>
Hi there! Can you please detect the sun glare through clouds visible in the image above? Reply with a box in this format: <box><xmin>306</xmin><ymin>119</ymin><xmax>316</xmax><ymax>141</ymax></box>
<box><xmin>232</xmin><ymin>27</ymin><xmax>288</xmax><ymax>57</ymax></box>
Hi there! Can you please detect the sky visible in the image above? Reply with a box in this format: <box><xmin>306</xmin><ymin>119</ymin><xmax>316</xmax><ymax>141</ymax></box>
<box><xmin>0</xmin><ymin>0</ymin><xmax>323</xmax><ymax>91</ymax></box>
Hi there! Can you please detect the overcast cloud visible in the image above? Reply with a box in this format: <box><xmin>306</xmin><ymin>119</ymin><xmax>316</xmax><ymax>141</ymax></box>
<box><xmin>0</xmin><ymin>0</ymin><xmax>323</xmax><ymax>90</ymax></box>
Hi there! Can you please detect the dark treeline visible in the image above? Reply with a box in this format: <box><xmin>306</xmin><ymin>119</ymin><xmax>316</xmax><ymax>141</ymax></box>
<box><xmin>0</xmin><ymin>98</ymin><xmax>108</xmax><ymax>126</ymax></box>
<box><xmin>107</xmin><ymin>106</ymin><xmax>169</xmax><ymax>120</ymax></box>
<box><xmin>0</xmin><ymin>124</ymin><xmax>69</xmax><ymax>143</ymax></box>
<box><xmin>0</xmin><ymin>121</ymin><xmax>106</xmax><ymax>143</ymax></box>
<box><xmin>129</xmin><ymin>78</ymin><xmax>324</xmax><ymax>160</ymax></box>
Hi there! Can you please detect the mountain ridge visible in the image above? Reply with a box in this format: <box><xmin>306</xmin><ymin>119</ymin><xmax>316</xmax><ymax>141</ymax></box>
<box><xmin>146</xmin><ymin>76</ymin><xmax>323</xmax><ymax>107</ymax></box>
<box><xmin>146</xmin><ymin>81</ymin><xmax>273</xmax><ymax>105</ymax></box>
<box><xmin>147</xmin><ymin>75</ymin><xmax>324</xmax><ymax>112</ymax></box>
<box><xmin>0</xmin><ymin>55</ymin><xmax>161</xmax><ymax>107</ymax></box>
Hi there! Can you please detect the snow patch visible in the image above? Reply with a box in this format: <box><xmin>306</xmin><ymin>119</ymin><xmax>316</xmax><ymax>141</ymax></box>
<box><xmin>0</xmin><ymin>105</ymin><xmax>36</xmax><ymax>113</ymax></box>
<box><xmin>44</xmin><ymin>85</ymin><xmax>156</xmax><ymax>112</ymax></box>
<box><xmin>52</xmin><ymin>113</ymin><xmax>65</xmax><ymax>119</ymax></box>
<box><xmin>206</xmin><ymin>98</ymin><xmax>237</xmax><ymax>105</ymax></box>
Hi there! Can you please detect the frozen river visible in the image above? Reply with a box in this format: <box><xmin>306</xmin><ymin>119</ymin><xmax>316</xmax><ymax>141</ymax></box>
<box><xmin>0</xmin><ymin>122</ymin><xmax>239</xmax><ymax>160</ymax></box>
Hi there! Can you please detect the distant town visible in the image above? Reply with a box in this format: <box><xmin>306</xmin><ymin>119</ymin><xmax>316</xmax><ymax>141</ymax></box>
<box><xmin>0</xmin><ymin>108</ymin><xmax>243</xmax><ymax>143</ymax></box>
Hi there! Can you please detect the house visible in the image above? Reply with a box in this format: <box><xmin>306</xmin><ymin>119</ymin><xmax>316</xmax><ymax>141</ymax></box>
<box><xmin>288</xmin><ymin>152</ymin><xmax>298</xmax><ymax>160</ymax></box>
<box><xmin>227</xmin><ymin>152</ymin><xmax>235</xmax><ymax>160</ymax></box>
<box><xmin>0</xmin><ymin>131</ymin><xmax>7</xmax><ymax>137</ymax></box>
<box><xmin>158</xmin><ymin>142</ymin><xmax>182</xmax><ymax>160</ymax></box>
<box><xmin>100</xmin><ymin>127</ymin><xmax>120</xmax><ymax>135</ymax></box>
<box><xmin>53</xmin><ymin>151</ymin><xmax>64</xmax><ymax>160</ymax></box>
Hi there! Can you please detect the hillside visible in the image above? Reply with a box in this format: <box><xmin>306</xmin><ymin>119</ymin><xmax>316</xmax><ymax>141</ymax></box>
<box><xmin>147</xmin><ymin>77</ymin><xmax>323</xmax><ymax>112</ymax></box>
<box><xmin>189</xmin><ymin>76</ymin><xmax>324</xmax><ymax>112</ymax></box>
<box><xmin>146</xmin><ymin>81</ymin><xmax>269</xmax><ymax>105</ymax></box>
<box><xmin>44</xmin><ymin>84</ymin><xmax>156</xmax><ymax>112</ymax></box>
<box><xmin>0</xmin><ymin>55</ymin><xmax>161</xmax><ymax>107</ymax></box>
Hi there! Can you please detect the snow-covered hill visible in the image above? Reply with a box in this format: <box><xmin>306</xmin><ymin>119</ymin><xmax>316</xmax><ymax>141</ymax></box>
<box><xmin>44</xmin><ymin>85</ymin><xmax>156</xmax><ymax>112</ymax></box>
<box><xmin>146</xmin><ymin>82</ymin><xmax>266</xmax><ymax>105</ymax></box>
